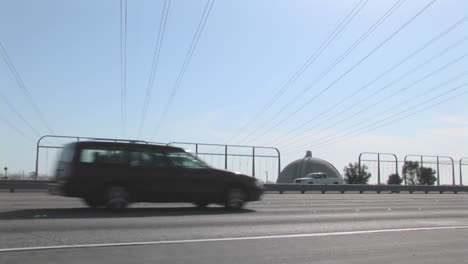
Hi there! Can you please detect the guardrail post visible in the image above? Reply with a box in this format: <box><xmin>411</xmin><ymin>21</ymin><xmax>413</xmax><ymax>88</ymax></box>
<box><xmin>377</xmin><ymin>153</ymin><xmax>381</xmax><ymax>185</ymax></box>
<box><xmin>358</xmin><ymin>153</ymin><xmax>363</xmax><ymax>177</ymax></box>
<box><xmin>225</xmin><ymin>145</ymin><xmax>228</xmax><ymax>170</ymax></box>
<box><xmin>252</xmin><ymin>147</ymin><xmax>256</xmax><ymax>178</ymax></box>
<box><xmin>277</xmin><ymin>149</ymin><xmax>281</xmax><ymax>182</ymax></box>
<box><xmin>394</xmin><ymin>154</ymin><xmax>399</xmax><ymax>179</ymax></box>
<box><xmin>460</xmin><ymin>158</ymin><xmax>464</xmax><ymax>186</ymax></box>
<box><xmin>450</xmin><ymin>157</ymin><xmax>455</xmax><ymax>186</ymax></box>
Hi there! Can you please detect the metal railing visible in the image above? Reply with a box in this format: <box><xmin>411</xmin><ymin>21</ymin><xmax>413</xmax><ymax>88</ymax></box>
<box><xmin>359</xmin><ymin>152</ymin><xmax>399</xmax><ymax>185</ymax></box>
<box><xmin>404</xmin><ymin>154</ymin><xmax>455</xmax><ymax>185</ymax></box>
<box><xmin>34</xmin><ymin>135</ymin><xmax>280</xmax><ymax>180</ymax></box>
<box><xmin>167</xmin><ymin>142</ymin><xmax>281</xmax><ymax>179</ymax></box>
<box><xmin>460</xmin><ymin>158</ymin><xmax>467</xmax><ymax>186</ymax></box>
<box><xmin>3</xmin><ymin>181</ymin><xmax>467</xmax><ymax>194</ymax></box>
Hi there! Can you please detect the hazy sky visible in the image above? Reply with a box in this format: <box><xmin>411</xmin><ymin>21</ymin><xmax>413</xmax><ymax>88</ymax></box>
<box><xmin>0</xmin><ymin>0</ymin><xmax>466</xmax><ymax>184</ymax></box>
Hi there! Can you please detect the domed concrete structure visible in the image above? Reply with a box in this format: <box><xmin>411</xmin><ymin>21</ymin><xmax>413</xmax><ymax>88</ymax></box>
<box><xmin>277</xmin><ymin>151</ymin><xmax>343</xmax><ymax>183</ymax></box>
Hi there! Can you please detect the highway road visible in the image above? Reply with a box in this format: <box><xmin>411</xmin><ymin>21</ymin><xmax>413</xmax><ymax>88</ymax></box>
<box><xmin>1</xmin><ymin>192</ymin><xmax>467</xmax><ymax>263</ymax></box>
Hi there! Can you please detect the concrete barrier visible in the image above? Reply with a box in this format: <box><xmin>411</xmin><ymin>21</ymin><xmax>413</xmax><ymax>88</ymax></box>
<box><xmin>264</xmin><ymin>184</ymin><xmax>468</xmax><ymax>194</ymax></box>
<box><xmin>0</xmin><ymin>180</ymin><xmax>49</xmax><ymax>193</ymax></box>
<box><xmin>1</xmin><ymin>180</ymin><xmax>467</xmax><ymax>194</ymax></box>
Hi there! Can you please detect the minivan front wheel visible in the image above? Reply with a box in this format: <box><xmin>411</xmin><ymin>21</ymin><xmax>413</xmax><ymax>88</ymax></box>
<box><xmin>224</xmin><ymin>186</ymin><xmax>246</xmax><ymax>210</ymax></box>
<box><xmin>105</xmin><ymin>186</ymin><xmax>130</xmax><ymax>210</ymax></box>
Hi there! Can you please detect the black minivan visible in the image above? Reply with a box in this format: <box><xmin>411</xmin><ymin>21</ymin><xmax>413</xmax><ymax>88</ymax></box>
<box><xmin>49</xmin><ymin>141</ymin><xmax>263</xmax><ymax>209</ymax></box>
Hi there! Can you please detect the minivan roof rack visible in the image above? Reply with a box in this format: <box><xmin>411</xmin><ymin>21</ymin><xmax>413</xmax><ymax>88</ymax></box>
<box><xmin>37</xmin><ymin>135</ymin><xmax>167</xmax><ymax>146</ymax></box>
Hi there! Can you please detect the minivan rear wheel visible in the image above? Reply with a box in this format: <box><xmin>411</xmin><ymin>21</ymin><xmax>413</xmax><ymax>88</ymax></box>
<box><xmin>105</xmin><ymin>186</ymin><xmax>130</xmax><ymax>210</ymax></box>
<box><xmin>224</xmin><ymin>186</ymin><xmax>246</xmax><ymax>210</ymax></box>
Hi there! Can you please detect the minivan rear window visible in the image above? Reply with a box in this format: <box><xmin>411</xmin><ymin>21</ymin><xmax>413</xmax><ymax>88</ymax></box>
<box><xmin>59</xmin><ymin>144</ymin><xmax>76</xmax><ymax>162</ymax></box>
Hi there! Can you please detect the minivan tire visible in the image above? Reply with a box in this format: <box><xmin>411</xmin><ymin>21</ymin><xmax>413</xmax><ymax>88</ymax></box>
<box><xmin>105</xmin><ymin>186</ymin><xmax>130</xmax><ymax>210</ymax></box>
<box><xmin>224</xmin><ymin>186</ymin><xmax>246</xmax><ymax>210</ymax></box>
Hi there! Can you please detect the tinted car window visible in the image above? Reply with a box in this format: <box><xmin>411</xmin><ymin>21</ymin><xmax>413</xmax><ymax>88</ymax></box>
<box><xmin>80</xmin><ymin>149</ymin><xmax>126</xmax><ymax>164</ymax></box>
<box><xmin>129</xmin><ymin>150</ymin><xmax>167</xmax><ymax>168</ymax></box>
<box><xmin>167</xmin><ymin>152</ymin><xmax>208</xmax><ymax>168</ymax></box>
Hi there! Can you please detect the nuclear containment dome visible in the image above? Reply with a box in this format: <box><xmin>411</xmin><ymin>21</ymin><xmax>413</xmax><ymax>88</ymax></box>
<box><xmin>277</xmin><ymin>151</ymin><xmax>342</xmax><ymax>183</ymax></box>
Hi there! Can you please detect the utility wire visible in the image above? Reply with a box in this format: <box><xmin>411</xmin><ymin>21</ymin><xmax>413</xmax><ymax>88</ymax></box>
<box><xmin>137</xmin><ymin>0</ymin><xmax>171</xmax><ymax>139</ymax></box>
<box><xmin>0</xmin><ymin>112</ymin><xmax>35</xmax><ymax>142</ymax></box>
<box><xmin>242</xmin><ymin>0</ymin><xmax>439</xmax><ymax>145</ymax></box>
<box><xmin>0</xmin><ymin>41</ymin><xmax>55</xmax><ymax>135</ymax></box>
<box><xmin>282</xmin><ymin>72</ymin><xmax>467</xmax><ymax>153</ymax></box>
<box><xmin>120</xmin><ymin>0</ymin><xmax>128</xmax><ymax>138</ymax></box>
<box><xmin>308</xmin><ymin>83</ymin><xmax>467</xmax><ymax>150</ymax></box>
<box><xmin>268</xmin><ymin>18</ymin><xmax>467</xmax><ymax>146</ymax></box>
<box><xmin>150</xmin><ymin>0</ymin><xmax>215</xmax><ymax>140</ymax></box>
<box><xmin>275</xmin><ymin>35</ymin><xmax>467</xmax><ymax>148</ymax></box>
<box><xmin>280</xmin><ymin>55</ymin><xmax>467</xmax><ymax>152</ymax></box>
<box><xmin>298</xmin><ymin>54</ymin><xmax>466</xmax><ymax>147</ymax></box>
<box><xmin>237</xmin><ymin>0</ymin><xmax>404</xmax><ymax>145</ymax></box>
<box><xmin>0</xmin><ymin>91</ymin><xmax>41</xmax><ymax>137</ymax></box>
<box><xmin>224</xmin><ymin>0</ymin><xmax>369</xmax><ymax>144</ymax></box>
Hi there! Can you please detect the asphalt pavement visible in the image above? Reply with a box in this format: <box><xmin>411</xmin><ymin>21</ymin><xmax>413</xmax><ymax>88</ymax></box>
<box><xmin>0</xmin><ymin>192</ymin><xmax>467</xmax><ymax>263</ymax></box>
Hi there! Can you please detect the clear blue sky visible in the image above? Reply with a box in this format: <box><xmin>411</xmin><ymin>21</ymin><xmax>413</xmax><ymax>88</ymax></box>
<box><xmin>0</xmin><ymin>0</ymin><xmax>466</xmax><ymax>183</ymax></box>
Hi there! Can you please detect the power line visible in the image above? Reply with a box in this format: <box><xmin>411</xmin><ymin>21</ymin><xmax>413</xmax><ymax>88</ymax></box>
<box><xmin>284</xmin><ymin>73</ymin><xmax>468</xmax><ymax>153</ymax></box>
<box><xmin>241</xmin><ymin>0</ymin><xmax>439</xmax><ymax>145</ymax></box>
<box><xmin>150</xmin><ymin>0</ymin><xmax>215</xmax><ymax>140</ymax></box>
<box><xmin>0</xmin><ymin>112</ymin><xmax>35</xmax><ymax>142</ymax></box>
<box><xmin>120</xmin><ymin>0</ymin><xmax>128</xmax><ymax>138</ymax></box>
<box><xmin>298</xmin><ymin>73</ymin><xmax>467</xmax><ymax>150</ymax></box>
<box><xmin>236</xmin><ymin>0</ymin><xmax>404</xmax><ymax>145</ymax></box>
<box><xmin>137</xmin><ymin>0</ymin><xmax>171</xmax><ymax>139</ymax></box>
<box><xmin>268</xmin><ymin>18</ymin><xmax>467</xmax><ymax>146</ymax></box>
<box><xmin>275</xmin><ymin>35</ymin><xmax>467</xmax><ymax>148</ymax></box>
<box><xmin>307</xmin><ymin>83</ymin><xmax>467</xmax><ymax>150</ymax></box>
<box><xmin>280</xmin><ymin>56</ymin><xmax>467</xmax><ymax>153</ymax></box>
<box><xmin>0</xmin><ymin>41</ymin><xmax>55</xmax><ymax>135</ymax></box>
<box><xmin>224</xmin><ymin>0</ymin><xmax>369</xmax><ymax>144</ymax></box>
<box><xmin>0</xmin><ymin>91</ymin><xmax>41</xmax><ymax>137</ymax></box>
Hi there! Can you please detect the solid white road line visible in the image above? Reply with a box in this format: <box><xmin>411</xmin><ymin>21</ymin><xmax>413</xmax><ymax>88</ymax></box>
<box><xmin>1</xmin><ymin>226</ymin><xmax>467</xmax><ymax>253</ymax></box>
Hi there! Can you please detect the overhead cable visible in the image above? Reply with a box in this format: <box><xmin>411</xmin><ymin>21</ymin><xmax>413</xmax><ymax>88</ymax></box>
<box><xmin>224</xmin><ymin>0</ymin><xmax>369</xmax><ymax>144</ymax></box>
<box><xmin>137</xmin><ymin>0</ymin><xmax>171</xmax><ymax>139</ymax></box>
<box><xmin>242</xmin><ymin>0</ymin><xmax>439</xmax><ymax>145</ymax></box>
<box><xmin>0</xmin><ymin>41</ymin><xmax>55</xmax><ymax>135</ymax></box>
<box><xmin>150</xmin><ymin>0</ymin><xmax>215</xmax><ymax>140</ymax></box>
<box><xmin>237</xmin><ymin>0</ymin><xmax>404</xmax><ymax>145</ymax></box>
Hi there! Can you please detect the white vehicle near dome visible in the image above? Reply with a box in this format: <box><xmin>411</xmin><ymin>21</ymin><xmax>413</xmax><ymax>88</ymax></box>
<box><xmin>293</xmin><ymin>172</ymin><xmax>343</xmax><ymax>184</ymax></box>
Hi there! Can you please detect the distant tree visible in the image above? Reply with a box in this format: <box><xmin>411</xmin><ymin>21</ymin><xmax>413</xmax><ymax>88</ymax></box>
<box><xmin>402</xmin><ymin>161</ymin><xmax>419</xmax><ymax>185</ymax></box>
<box><xmin>387</xmin><ymin>173</ymin><xmax>403</xmax><ymax>185</ymax></box>
<box><xmin>343</xmin><ymin>163</ymin><xmax>371</xmax><ymax>184</ymax></box>
<box><xmin>417</xmin><ymin>167</ymin><xmax>437</xmax><ymax>185</ymax></box>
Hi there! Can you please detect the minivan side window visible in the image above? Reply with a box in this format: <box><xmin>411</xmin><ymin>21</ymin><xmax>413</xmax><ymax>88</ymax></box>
<box><xmin>80</xmin><ymin>148</ymin><xmax>126</xmax><ymax>164</ymax></box>
<box><xmin>166</xmin><ymin>152</ymin><xmax>208</xmax><ymax>168</ymax></box>
<box><xmin>129</xmin><ymin>150</ymin><xmax>167</xmax><ymax>168</ymax></box>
